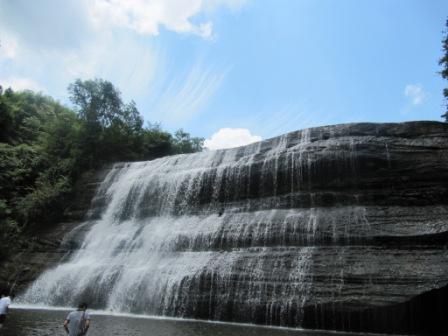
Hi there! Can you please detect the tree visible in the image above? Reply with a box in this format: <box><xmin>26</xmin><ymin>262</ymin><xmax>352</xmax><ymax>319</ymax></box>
<box><xmin>68</xmin><ymin>79</ymin><xmax>146</xmax><ymax>165</ymax></box>
<box><xmin>172</xmin><ymin>129</ymin><xmax>204</xmax><ymax>154</ymax></box>
<box><xmin>140</xmin><ymin>126</ymin><xmax>174</xmax><ymax>160</ymax></box>
<box><xmin>0</xmin><ymin>91</ymin><xmax>15</xmax><ymax>142</ymax></box>
<box><xmin>68</xmin><ymin>79</ymin><xmax>121</xmax><ymax>127</ymax></box>
<box><xmin>440</xmin><ymin>19</ymin><xmax>448</xmax><ymax>121</ymax></box>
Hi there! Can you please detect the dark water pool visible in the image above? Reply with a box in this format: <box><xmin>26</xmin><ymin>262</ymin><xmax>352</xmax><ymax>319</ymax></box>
<box><xmin>0</xmin><ymin>309</ymin><xmax>378</xmax><ymax>336</ymax></box>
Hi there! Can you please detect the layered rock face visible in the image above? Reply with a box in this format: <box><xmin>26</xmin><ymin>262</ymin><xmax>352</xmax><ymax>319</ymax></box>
<box><xmin>18</xmin><ymin>121</ymin><xmax>448</xmax><ymax>334</ymax></box>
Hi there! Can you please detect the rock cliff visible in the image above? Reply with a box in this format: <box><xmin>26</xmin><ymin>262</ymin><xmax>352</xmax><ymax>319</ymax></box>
<box><xmin>11</xmin><ymin>121</ymin><xmax>448</xmax><ymax>335</ymax></box>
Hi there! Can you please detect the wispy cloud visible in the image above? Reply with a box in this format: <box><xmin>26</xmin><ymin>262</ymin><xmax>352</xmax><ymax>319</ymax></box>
<box><xmin>204</xmin><ymin>128</ymin><xmax>262</xmax><ymax>150</ymax></box>
<box><xmin>1</xmin><ymin>77</ymin><xmax>43</xmax><ymax>92</ymax></box>
<box><xmin>253</xmin><ymin>102</ymin><xmax>334</xmax><ymax>137</ymax></box>
<box><xmin>0</xmin><ymin>0</ymin><xmax>245</xmax><ymax>105</ymax></box>
<box><xmin>404</xmin><ymin>84</ymin><xmax>426</xmax><ymax>106</ymax></box>
<box><xmin>61</xmin><ymin>31</ymin><xmax>160</xmax><ymax>99</ymax></box>
<box><xmin>0</xmin><ymin>1</ymin><xmax>164</xmax><ymax>102</ymax></box>
<box><xmin>150</xmin><ymin>62</ymin><xmax>230</xmax><ymax>124</ymax></box>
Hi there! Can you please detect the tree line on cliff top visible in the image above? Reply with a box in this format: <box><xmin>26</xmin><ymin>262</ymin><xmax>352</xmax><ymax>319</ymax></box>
<box><xmin>0</xmin><ymin>79</ymin><xmax>204</xmax><ymax>260</ymax></box>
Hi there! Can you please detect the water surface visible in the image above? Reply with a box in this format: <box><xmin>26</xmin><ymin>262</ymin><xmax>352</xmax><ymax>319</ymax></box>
<box><xmin>2</xmin><ymin>309</ymin><xmax>373</xmax><ymax>336</ymax></box>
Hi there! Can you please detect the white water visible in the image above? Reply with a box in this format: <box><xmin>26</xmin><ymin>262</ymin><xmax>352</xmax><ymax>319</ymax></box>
<box><xmin>19</xmin><ymin>128</ymin><xmax>369</xmax><ymax>325</ymax></box>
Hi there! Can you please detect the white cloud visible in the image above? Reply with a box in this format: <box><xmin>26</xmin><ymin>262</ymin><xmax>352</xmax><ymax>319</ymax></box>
<box><xmin>1</xmin><ymin>77</ymin><xmax>43</xmax><ymax>92</ymax></box>
<box><xmin>90</xmin><ymin>0</ymin><xmax>246</xmax><ymax>39</ymax></box>
<box><xmin>204</xmin><ymin>128</ymin><xmax>262</xmax><ymax>150</ymax></box>
<box><xmin>404</xmin><ymin>84</ymin><xmax>426</xmax><ymax>106</ymax></box>
<box><xmin>0</xmin><ymin>3</ymin><xmax>162</xmax><ymax>101</ymax></box>
<box><xmin>0</xmin><ymin>0</ymin><xmax>245</xmax><ymax>113</ymax></box>
<box><xmin>0</xmin><ymin>34</ymin><xmax>18</xmax><ymax>59</ymax></box>
<box><xmin>202</xmin><ymin>0</ymin><xmax>247</xmax><ymax>12</ymax></box>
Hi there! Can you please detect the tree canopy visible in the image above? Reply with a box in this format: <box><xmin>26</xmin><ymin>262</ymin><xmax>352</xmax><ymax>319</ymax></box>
<box><xmin>0</xmin><ymin>80</ymin><xmax>204</xmax><ymax>260</ymax></box>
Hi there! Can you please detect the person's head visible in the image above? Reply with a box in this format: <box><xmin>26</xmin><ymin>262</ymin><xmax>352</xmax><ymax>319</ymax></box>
<box><xmin>78</xmin><ymin>302</ymin><xmax>88</xmax><ymax>311</ymax></box>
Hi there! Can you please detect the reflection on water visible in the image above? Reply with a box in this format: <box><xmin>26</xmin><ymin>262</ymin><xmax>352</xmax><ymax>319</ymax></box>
<box><xmin>2</xmin><ymin>309</ymin><xmax>370</xmax><ymax>336</ymax></box>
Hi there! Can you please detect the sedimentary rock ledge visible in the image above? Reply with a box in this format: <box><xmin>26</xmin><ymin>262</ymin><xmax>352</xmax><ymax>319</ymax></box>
<box><xmin>8</xmin><ymin>121</ymin><xmax>448</xmax><ymax>335</ymax></box>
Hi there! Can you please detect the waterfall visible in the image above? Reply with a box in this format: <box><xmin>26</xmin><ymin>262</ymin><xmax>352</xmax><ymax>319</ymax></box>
<box><xmin>19</xmin><ymin>128</ymin><xmax>334</xmax><ymax>322</ymax></box>
<box><xmin>16</xmin><ymin>122</ymin><xmax>448</xmax><ymax>333</ymax></box>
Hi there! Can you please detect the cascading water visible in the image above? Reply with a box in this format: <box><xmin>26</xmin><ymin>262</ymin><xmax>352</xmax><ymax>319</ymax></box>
<box><xmin>18</xmin><ymin>122</ymin><xmax>448</xmax><ymax>332</ymax></box>
<box><xmin>20</xmin><ymin>129</ymin><xmax>324</xmax><ymax>324</ymax></box>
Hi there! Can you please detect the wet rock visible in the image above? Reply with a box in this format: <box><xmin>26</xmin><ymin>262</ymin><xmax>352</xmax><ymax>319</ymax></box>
<box><xmin>7</xmin><ymin>121</ymin><xmax>448</xmax><ymax>335</ymax></box>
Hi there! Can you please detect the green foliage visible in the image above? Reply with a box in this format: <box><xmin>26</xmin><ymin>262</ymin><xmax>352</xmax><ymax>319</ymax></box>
<box><xmin>0</xmin><ymin>199</ymin><xmax>20</xmax><ymax>260</ymax></box>
<box><xmin>18</xmin><ymin>175</ymin><xmax>72</xmax><ymax>229</ymax></box>
<box><xmin>0</xmin><ymin>143</ymin><xmax>40</xmax><ymax>204</ymax></box>
<box><xmin>137</xmin><ymin>124</ymin><xmax>174</xmax><ymax>160</ymax></box>
<box><xmin>67</xmin><ymin>79</ymin><xmax>204</xmax><ymax>164</ymax></box>
<box><xmin>0</xmin><ymin>143</ymin><xmax>40</xmax><ymax>260</ymax></box>
<box><xmin>440</xmin><ymin>19</ymin><xmax>448</xmax><ymax>122</ymax></box>
<box><xmin>68</xmin><ymin>79</ymin><xmax>143</xmax><ymax>132</ymax></box>
<box><xmin>0</xmin><ymin>79</ymin><xmax>203</xmax><ymax>260</ymax></box>
<box><xmin>172</xmin><ymin>129</ymin><xmax>204</xmax><ymax>154</ymax></box>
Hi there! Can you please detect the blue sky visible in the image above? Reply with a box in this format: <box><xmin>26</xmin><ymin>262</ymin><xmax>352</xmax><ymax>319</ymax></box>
<box><xmin>0</xmin><ymin>0</ymin><xmax>447</xmax><ymax>149</ymax></box>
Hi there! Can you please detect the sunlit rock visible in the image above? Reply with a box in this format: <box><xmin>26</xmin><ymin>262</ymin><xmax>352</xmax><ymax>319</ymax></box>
<box><xmin>17</xmin><ymin>121</ymin><xmax>448</xmax><ymax>334</ymax></box>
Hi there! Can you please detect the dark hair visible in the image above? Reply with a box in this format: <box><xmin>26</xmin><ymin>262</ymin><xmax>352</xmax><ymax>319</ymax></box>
<box><xmin>78</xmin><ymin>302</ymin><xmax>88</xmax><ymax>309</ymax></box>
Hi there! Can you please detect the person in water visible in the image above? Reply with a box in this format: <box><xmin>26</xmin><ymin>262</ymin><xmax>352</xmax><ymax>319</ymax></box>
<box><xmin>0</xmin><ymin>293</ymin><xmax>12</xmax><ymax>328</ymax></box>
<box><xmin>64</xmin><ymin>302</ymin><xmax>91</xmax><ymax>336</ymax></box>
